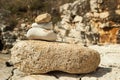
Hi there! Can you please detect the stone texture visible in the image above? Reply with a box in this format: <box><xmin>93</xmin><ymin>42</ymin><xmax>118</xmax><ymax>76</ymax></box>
<box><xmin>90</xmin><ymin>0</ymin><xmax>98</xmax><ymax>12</ymax></box>
<box><xmin>31</xmin><ymin>22</ymin><xmax>53</xmax><ymax>30</ymax></box>
<box><xmin>68</xmin><ymin>29</ymin><xmax>81</xmax><ymax>38</ymax></box>
<box><xmin>58</xmin><ymin>0</ymin><xmax>120</xmax><ymax>45</ymax></box>
<box><xmin>89</xmin><ymin>45</ymin><xmax>120</xmax><ymax>67</ymax></box>
<box><xmin>99</xmin><ymin>12</ymin><xmax>110</xmax><ymax>19</ymax></box>
<box><xmin>26</xmin><ymin>28</ymin><xmax>57</xmax><ymax>41</ymax></box>
<box><xmin>19</xmin><ymin>75</ymin><xmax>58</xmax><ymax>80</ymax></box>
<box><xmin>35</xmin><ymin>13</ymin><xmax>51</xmax><ymax>24</ymax></box>
<box><xmin>73</xmin><ymin>16</ymin><xmax>83</xmax><ymax>23</ymax></box>
<box><xmin>10</xmin><ymin>40</ymin><xmax>100</xmax><ymax>74</ymax></box>
<box><xmin>5</xmin><ymin>44</ymin><xmax>120</xmax><ymax>80</ymax></box>
<box><xmin>9</xmin><ymin>69</ymin><xmax>27</xmax><ymax>80</ymax></box>
<box><xmin>115</xmin><ymin>10</ymin><xmax>120</xmax><ymax>15</ymax></box>
<box><xmin>0</xmin><ymin>53</ymin><xmax>13</xmax><ymax>80</ymax></box>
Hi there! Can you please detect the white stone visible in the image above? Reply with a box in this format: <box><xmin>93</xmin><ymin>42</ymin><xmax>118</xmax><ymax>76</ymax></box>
<box><xmin>73</xmin><ymin>15</ymin><xmax>83</xmax><ymax>23</ymax></box>
<box><xmin>99</xmin><ymin>11</ymin><xmax>109</xmax><ymax>19</ymax></box>
<box><xmin>26</xmin><ymin>28</ymin><xmax>57</xmax><ymax>41</ymax></box>
<box><xmin>31</xmin><ymin>22</ymin><xmax>53</xmax><ymax>30</ymax></box>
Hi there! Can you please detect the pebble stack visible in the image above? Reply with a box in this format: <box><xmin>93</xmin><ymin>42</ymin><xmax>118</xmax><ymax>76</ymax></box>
<box><xmin>27</xmin><ymin>13</ymin><xmax>57</xmax><ymax>41</ymax></box>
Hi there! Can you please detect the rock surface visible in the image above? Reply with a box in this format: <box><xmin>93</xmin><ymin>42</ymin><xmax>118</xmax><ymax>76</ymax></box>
<box><xmin>35</xmin><ymin>13</ymin><xmax>51</xmax><ymax>24</ymax></box>
<box><xmin>10</xmin><ymin>40</ymin><xmax>100</xmax><ymax>74</ymax></box>
<box><xmin>57</xmin><ymin>0</ymin><xmax>120</xmax><ymax>45</ymax></box>
<box><xmin>1</xmin><ymin>44</ymin><xmax>120</xmax><ymax>80</ymax></box>
<box><xmin>26</xmin><ymin>28</ymin><xmax>57</xmax><ymax>41</ymax></box>
<box><xmin>11</xmin><ymin>44</ymin><xmax>120</xmax><ymax>80</ymax></box>
<box><xmin>31</xmin><ymin>22</ymin><xmax>53</xmax><ymax>30</ymax></box>
<box><xmin>0</xmin><ymin>53</ymin><xmax>13</xmax><ymax>80</ymax></box>
<box><xmin>20</xmin><ymin>75</ymin><xmax>58</xmax><ymax>80</ymax></box>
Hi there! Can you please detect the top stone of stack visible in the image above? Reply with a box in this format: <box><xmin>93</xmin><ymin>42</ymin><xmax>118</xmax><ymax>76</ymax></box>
<box><xmin>35</xmin><ymin>13</ymin><xmax>51</xmax><ymax>23</ymax></box>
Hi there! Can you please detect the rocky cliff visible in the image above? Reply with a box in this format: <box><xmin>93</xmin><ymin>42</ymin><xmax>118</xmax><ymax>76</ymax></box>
<box><xmin>56</xmin><ymin>0</ymin><xmax>120</xmax><ymax>45</ymax></box>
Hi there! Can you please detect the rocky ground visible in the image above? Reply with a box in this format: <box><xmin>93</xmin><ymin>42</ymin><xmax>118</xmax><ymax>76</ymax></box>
<box><xmin>0</xmin><ymin>44</ymin><xmax>120</xmax><ymax>80</ymax></box>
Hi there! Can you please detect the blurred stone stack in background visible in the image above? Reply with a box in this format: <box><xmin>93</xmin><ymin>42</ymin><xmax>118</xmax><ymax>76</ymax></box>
<box><xmin>56</xmin><ymin>0</ymin><xmax>120</xmax><ymax>45</ymax></box>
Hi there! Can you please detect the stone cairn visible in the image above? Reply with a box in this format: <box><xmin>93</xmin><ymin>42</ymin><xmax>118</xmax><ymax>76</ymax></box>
<box><xmin>56</xmin><ymin>0</ymin><xmax>120</xmax><ymax>45</ymax></box>
<box><xmin>9</xmin><ymin>13</ymin><xmax>100</xmax><ymax>75</ymax></box>
<box><xmin>27</xmin><ymin>13</ymin><xmax>57</xmax><ymax>41</ymax></box>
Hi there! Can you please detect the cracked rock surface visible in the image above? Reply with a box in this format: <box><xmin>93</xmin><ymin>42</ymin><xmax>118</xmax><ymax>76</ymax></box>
<box><xmin>0</xmin><ymin>53</ymin><xmax>13</xmax><ymax>80</ymax></box>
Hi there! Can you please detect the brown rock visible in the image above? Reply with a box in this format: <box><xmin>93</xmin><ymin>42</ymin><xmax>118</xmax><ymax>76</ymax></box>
<box><xmin>35</xmin><ymin>13</ymin><xmax>51</xmax><ymax>23</ymax></box>
<box><xmin>10</xmin><ymin>40</ymin><xmax>100</xmax><ymax>74</ymax></box>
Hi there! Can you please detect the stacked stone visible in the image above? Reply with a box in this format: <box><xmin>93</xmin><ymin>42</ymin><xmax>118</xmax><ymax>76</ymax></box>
<box><xmin>7</xmin><ymin>4</ymin><xmax>101</xmax><ymax>80</ymax></box>
<box><xmin>27</xmin><ymin>13</ymin><xmax>57</xmax><ymax>41</ymax></box>
<box><xmin>9</xmin><ymin>13</ymin><xmax>100</xmax><ymax>76</ymax></box>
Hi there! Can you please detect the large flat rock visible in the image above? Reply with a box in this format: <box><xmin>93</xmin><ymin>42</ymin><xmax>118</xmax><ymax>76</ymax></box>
<box><xmin>10</xmin><ymin>40</ymin><xmax>100</xmax><ymax>74</ymax></box>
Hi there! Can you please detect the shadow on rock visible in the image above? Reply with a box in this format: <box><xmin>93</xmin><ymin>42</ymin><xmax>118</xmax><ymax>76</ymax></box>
<box><xmin>83</xmin><ymin>67</ymin><xmax>112</xmax><ymax>77</ymax></box>
<box><xmin>46</xmin><ymin>67</ymin><xmax>112</xmax><ymax>79</ymax></box>
<box><xmin>47</xmin><ymin>71</ymin><xmax>81</xmax><ymax>79</ymax></box>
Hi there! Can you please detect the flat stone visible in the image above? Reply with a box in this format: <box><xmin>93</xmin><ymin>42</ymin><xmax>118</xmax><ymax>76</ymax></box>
<box><xmin>31</xmin><ymin>22</ymin><xmax>53</xmax><ymax>30</ymax></box>
<box><xmin>35</xmin><ymin>13</ymin><xmax>51</xmax><ymax>24</ymax></box>
<box><xmin>26</xmin><ymin>28</ymin><xmax>57</xmax><ymax>41</ymax></box>
<box><xmin>10</xmin><ymin>40</ymin><xmax>100</xmax><ymax>74</ymax></box>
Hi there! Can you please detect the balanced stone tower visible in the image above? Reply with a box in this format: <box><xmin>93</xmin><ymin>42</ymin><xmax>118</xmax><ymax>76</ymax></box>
<box><xmin>27</xmin><ymin>13</ymin><xmax>57</xmax><ymax>41</ymax></box>
<box><xmin>10</xmin><ymin>13</ymin><xmax>100</xmax><ymax>75</ymax></box>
